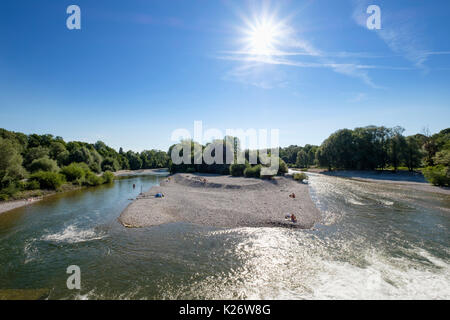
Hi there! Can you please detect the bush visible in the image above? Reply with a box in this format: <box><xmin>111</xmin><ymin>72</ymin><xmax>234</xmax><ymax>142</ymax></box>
<box><xmin>230</xmin><ymin>163</ymin><xmax>249</xmax><ymax>177</ymax></box>
<box><xmin>30</xmin><ymin>171</ymin><xmax>65</xmax><ymax>190</ymax></box>
<box><xmin>293</xmin><ymin>172</ymin><xmax>308</xmax><ymax>182</ymax></box>
<box><xmin>244</xmin><ymin>165</ymin><xmax>262</xmax><ymax>178</ymax></box>
<box><xmin>29</xmin><ymin>157</ymin><xmax>59</xmax><ymax>173</ymax></box>
<box><xmin>61</xmin><ymin>163</ymin><xmax>87</xmax><ymax>181</ymax></box>
<box><xmin>423</xmin><ymin>165</ymin><xmax>450</xmax><ymax>187</ymax></box>
<box><xmin>26</xmin><ymin>180</ymin><xmax>40</xmax><ymax>190</ymax></box>
<box><xmin>278</xmin><ymin>159</ymin><xmax>288</xmax><ymax>175</ymax></box>
<box><xmin>83</xmin><ymin>171</ymin><xmax>104</xmax><ymax>186</ymax></box>
<box><xmin>102</xmin><ymin>171</ymin><xmax>114</xmax><ymax>184</ymax></box>
<box><xmin>101</xmin><ymin>157</ymin><xmax>120</xmax><ymax>172</ymax></box>
<box><xmin>0</xmin><ymin>183</ymin><xmax>20</xmax><ymax>199</ymax></box>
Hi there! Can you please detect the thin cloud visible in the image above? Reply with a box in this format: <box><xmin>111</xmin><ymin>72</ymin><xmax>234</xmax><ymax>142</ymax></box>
<box><xmin>351</xmin><ymin>1</ymin><xmax>450</xmax><ymax>69</ymax></box>
<box><xmin>221</xmin><ymin>6</ymin><xmax>385</xmax><ymax>88</ymax></box>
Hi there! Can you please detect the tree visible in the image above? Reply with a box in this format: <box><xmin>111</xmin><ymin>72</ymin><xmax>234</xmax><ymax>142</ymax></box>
<box><xmin>29</xmin><ymin>157</ymin><xmax>59</xmax><ymax>173</ymax></box>
<box><xmin>127</xmin><ymin>152</ymin><xmax>143</xmax><ymax>170</ymax></box>
<box><xmin>296</xmin><ymin>150</ymin><xmax>308</xmax><ymax>168</ymax></box>
<box><xmin>0</xmin><ymin>138</ymin><xmax>27</xmax><ymax>188</ymax></box>
<box><xmin>24</xmin><ymin>146</ymin><xmax>50</xmax><ymax>169</ymax></box>
<box><xmin>404</xmin><ymin>136</ymin><xmax>423</xmax><ymax>171</ymax></box>
<box><xmin>101</xmin><ymin>157</ymin><xmax>120</xmax><ymax>172</ymax></box>
<box><xmin>49</xmin><ymin>141</ymin><xmax>67</xmax><ymax>160</ymax></box>
<box><xmin>388</xmin><ymin>127</ymin><xmax>407</xmax><ymax>171</ymax></box>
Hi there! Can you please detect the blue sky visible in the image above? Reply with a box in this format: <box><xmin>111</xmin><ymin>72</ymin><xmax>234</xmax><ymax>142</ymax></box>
<box><xmin>0</xmin><ymin>0</ymin><xmax>449</xmax><ymax>151</ymax></box>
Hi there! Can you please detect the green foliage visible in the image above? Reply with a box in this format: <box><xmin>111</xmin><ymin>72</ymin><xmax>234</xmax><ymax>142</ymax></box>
<box><xmin>0</xmin><ymin>137</ymin><xmax>27</xmax><ymax>188</ymax></box>
<box><xmin>296</xmin><ymin>150</ymin><xmax>309</xmax><ymax>168</ymax></box>
<box><xmin>244</xmin><ymin>165</ymin><xmax>262</xmax><ymax>178</ymax></box>
<box><xmin>102</xmin><ymin>171</ymin><xmax>114</xmax><ymax>184</ymax></box>
<box><xmin>404</xmin><ymin>136</ymin><xmax>423</xmax><ymax>171</ymax></box>
<box><xmin>61</xmin><ymin>163</ymin><xmax>87</xmax><ymax>182</ymax></box>
<box><xmin>140</xmin><ymin>150</ymin><xmax>170</xmax><ymax>169</ymax></box>
<box><xmin>69</xmin><ymin>146</ymin><xmax>102</xmax><ymax>173</ymax></box>
<box><xmin>24</xmin><ymin>146</ymin><xmax>50</xmax><ymax>169</ymax></box>
<box><xmin>49</xmin><ymin>141</ymin><xmax>67</xmax><ymax>159</ymax></box>
<box><xmin>30</xmin><ymin>171</ymin><xmax>65</xmax><ymax>190</ymax></box>
<box><xmin>316</xmin><ymin>126</ymin><xmax>426</xmax><ymax>171</ymax></box>
<box><xmin>127</xmin><ymin>152</ymin><xmax>143</xmax><ymax>170</ymax></box>
<box><xmin>84</xmin><ymin>171</ymin><xmax>104</xmax><ymax>186</ymax></box>
<box><xmin>101</xmin><ymin>157</ymin><xmax>120</xmax><ymax>172</ymax></box>
<box><xmin>56</xmin><ymin>150</ymin><xmax>70</xmax><ymax>166</ymax></box>
<box><xmin>25</xmin><ymin>180</ymin><xmax>40</xmax><ymax>190</ymax></box>
<box><xmin>434</xmin><ymin>149</ymin><xmax>450</xmax><ymax>167</ymax></box>
<box><xmin>422</xmin><ymin>165</ymin><xmax>450</xmax><ymax>187</ymax></box>
<box><xmin>293</xmin><ymin>172</ymin><xmax>308</xmax><ymax>182</ymax></box>
<box><xmin>29</xmin><ymin>157</ymin><xmax>59</xmax><ymax>173</ymax></box>
<box><xmin>230</xmin><ymin>162</ymin><xmax>249</xmax><ymax>176</ymax></box>
<box><xmin>168</xmin><ymin>139</ymin><xmax>232</xmax><ymax>175</ymax></box>
<box><xmin>277</xmin><ymin>158</ymin><xmax>288</xmax><ymax>175</ymax></box>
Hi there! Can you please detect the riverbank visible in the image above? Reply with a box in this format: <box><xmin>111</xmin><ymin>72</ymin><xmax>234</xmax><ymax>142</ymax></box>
<box><xmin>114</xmin><ymin>168</ymin><xmax>168</xmax><ymax>177</ymax></box>
<box><xmin>0</xmin><ymin>198</ymin><xmax>42</xmax><ymax>215</ymax></box>
<box><xmin>0</xmin><ymin>169</ymin><xmax>168</xmax><ymax>215</ymax></box>
<box><xmin>318</xmin><ymin>170</ymin><xmax>450</xmax><ymax>195</ymax></box>
<box><xmin>0</xmin><ymin>184</ymin><xmax>83</xmax><ymax>215</ymax></box>
<box><xmin>119</xmin><ymin>173</ymin><xmax>321</xmax><ymax>229</ymax></box>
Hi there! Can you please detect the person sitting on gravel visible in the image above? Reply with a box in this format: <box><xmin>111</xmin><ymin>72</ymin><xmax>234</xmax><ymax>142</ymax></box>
<box><xmin>289</xmin><ymin>193</ymin><xmax>296</xmax><ymax>198</ymax></box>
<box><xmin>291</xmin><ymin>213</ymin><xmax>297</xmax><ymax>223</ymax></box>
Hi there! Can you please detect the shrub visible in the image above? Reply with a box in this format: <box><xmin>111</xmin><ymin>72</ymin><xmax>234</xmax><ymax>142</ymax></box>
<box><xmin>26</xmin><ymin>180</ymin><xmax>40</xmax><ymax>190</ymax></box>
<box><xmin>293</xmin><ymin>172</ymin><xmax>308</xmax><ymax>182</ymax></box>
<box><xmin>101</xmin><ymin>157</ymin><xmax>120</xmax><ymax>172</ymax></box>
<box><xmin>102</xmin><ymin>171</ymin><xmax>115</xmax><ymax>184</ymax></box>
<box><xmin>29</xmin><ymin>157</ymin><xmax>59</xmax><ymax>173</ymax></box>
<box><xmin>61</xmin><ymin>163</ymin><xmax>87</xmax><ymax>181</ymax></box>
<box><xmin>230</xmin><ymin>163</ymin><xmax>249</xmax><ymax>177</ymax></box>
<box><xmin>83</xmin><ymin>171</ymin><xmax>103</xmax><ymax>186</ymax></box>
<box><xmin>244</xmin><ymin>165</ymin><xmax>262</xmax><ymax>178</ymax></box>
<box><xmin>423</xmin><ymin>165</ymin><xmax>450</xmax><ymax>187</ymax></box>
<box><xmin>278</xmin><ymin>159</ymin><xmax>288</xmax><ymax>175</ymax></box>
<box><xmin>0</xmin><ymin>183</ymin><xmax>20</xmax><ymax>198</ymax></box>
<box><xmin>30</xmin><ymin>171</ymin><xmax>65</xmax><ymax>190</ymax></box>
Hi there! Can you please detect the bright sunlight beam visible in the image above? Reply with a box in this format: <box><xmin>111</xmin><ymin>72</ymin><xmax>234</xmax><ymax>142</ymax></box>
<box><xmin>241</xmin><ymin>14</ymin><xmax>288</xmax><ymax>56</ymax></box>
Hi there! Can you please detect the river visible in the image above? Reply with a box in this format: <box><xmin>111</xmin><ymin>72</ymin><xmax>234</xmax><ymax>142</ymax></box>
<box><xmin>0</xmin><ymin>173</ymin><xmax>448</xmax><ymax>299</ymax></box>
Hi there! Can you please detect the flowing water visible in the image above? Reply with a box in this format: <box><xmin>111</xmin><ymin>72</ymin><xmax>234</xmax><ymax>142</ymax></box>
<box><xmin>0</xmin><ymin>173</ymin><xmax>449</xmax><ymax>299</ymax></box>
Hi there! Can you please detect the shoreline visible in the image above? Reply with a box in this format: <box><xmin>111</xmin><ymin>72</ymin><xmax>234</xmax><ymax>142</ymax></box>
<box><xmin>0</xmin><ymin>198</ymin><xmax>43</xmax><ymax>215</ymax></box>
<box><xmin>114</xmin><ymin>168</ymin><xmax>169</xmax><ymax>177</ymax></box>
<box><xmin>316</xmin><ymin>170</ymin><xmax>450</xmax><ymax>195</ymax></box>
<box><xmin>0</xmin><ymin>169</ymin><xmax>168</xmax><ymax>216</ymax></box>
<box><xmin>119</xmin><ymin>173</ymin><xmax>322</xmax><ymax>229</ymax></box>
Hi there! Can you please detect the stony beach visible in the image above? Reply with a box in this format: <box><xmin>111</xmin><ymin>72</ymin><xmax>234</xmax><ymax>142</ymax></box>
<box><xmin>119</xmin><ymin>173</ymin><xmax>322</xmax><ymax>229</ymax></box>
<box><xmin>0</xmin><ymin>198</ymin><xmax>42</xmax><ymax>215</ymax></box>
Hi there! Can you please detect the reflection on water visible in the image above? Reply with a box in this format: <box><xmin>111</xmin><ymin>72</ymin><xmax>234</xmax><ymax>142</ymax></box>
<box><xmin>0</xmin><ymin>173</ymin><xmax>449</xmax><ymax>299</ymax></box>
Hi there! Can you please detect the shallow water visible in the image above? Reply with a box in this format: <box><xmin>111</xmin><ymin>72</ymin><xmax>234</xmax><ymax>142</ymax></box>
<box><xmin>0</xmin><ymin>173</ymin><xmax>449</xmax><ymax>299</ymax></box>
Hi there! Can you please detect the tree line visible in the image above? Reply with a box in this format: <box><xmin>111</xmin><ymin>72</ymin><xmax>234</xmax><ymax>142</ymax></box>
<box><xmin>280</xmin><ymin>126</ymin><xmax>450</xmax><ymax>186</ymax></box>
<box><xmin>0</xmin><ymin>128</ymin><xmax>169</xmax><ymax>200</ymax></box>
<box><xmin>168</xmin><ymin>137</ymin><xmax>288</xmax><ymax>178</ymax></box>
<box><xmin>1</xmin><ymin>125</ymin><xmax>448</xmax><ymax>200</ymax></box>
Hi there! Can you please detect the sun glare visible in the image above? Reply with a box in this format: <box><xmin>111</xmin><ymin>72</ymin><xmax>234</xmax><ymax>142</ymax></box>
<box><xmin>242</xmin><ymin>15</ymin><xmax>286</xmax><ymax>56</ymax></box>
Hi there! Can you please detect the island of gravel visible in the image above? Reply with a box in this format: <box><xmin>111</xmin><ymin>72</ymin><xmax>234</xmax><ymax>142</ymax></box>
<box><xmin>119</xmin><ymin>173</ymin><xmax>321</xmax><ymax>229</ymax></box>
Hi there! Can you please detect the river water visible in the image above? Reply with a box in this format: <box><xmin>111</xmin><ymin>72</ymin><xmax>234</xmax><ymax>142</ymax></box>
<box><xmin>0</xmin><ymin>173</ymin><xmax>448</xmax><ymax>299</ymax></box>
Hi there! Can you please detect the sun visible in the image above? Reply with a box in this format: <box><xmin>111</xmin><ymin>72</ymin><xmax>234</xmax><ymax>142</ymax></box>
<box><xmin>242</xmin><ymin>15</ymin><xmax>286</xmax><ymax>56</ymax></box>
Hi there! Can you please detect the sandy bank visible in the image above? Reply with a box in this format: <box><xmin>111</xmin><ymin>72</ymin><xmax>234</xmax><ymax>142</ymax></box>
<box><xmin>119</xmin><ymin>173</ymin><xmax>321</xmax><ymax>229</ymax></box>
<box><xmin>0</xmin><ymin>198</ymin><xmax>42</xmax><ymax>215</ymax></box>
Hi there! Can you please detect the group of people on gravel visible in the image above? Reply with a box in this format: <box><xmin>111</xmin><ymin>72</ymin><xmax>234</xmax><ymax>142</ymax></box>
<box><xmin>287</xmin><ymin>193</ymin><xmax>298</xmax><ymax>223</ymax></box>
